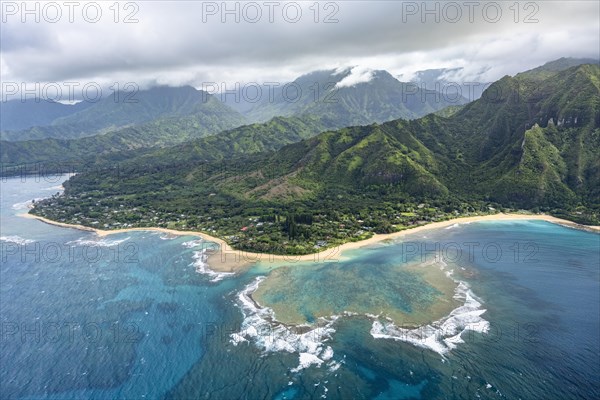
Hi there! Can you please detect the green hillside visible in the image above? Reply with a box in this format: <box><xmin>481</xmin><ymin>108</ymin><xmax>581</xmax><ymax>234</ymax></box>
<box><xmin>2</xmin><ymin>70</ymin><xmax>463</xmax><ymax>169</ymax></box>
<box><xmin>236</xmin><ymin>69</ymin><xmax>466</xmax><ymax>124</ymax></box>
<box><xmin>0</xmin><ymin>100</ymin><xmax>92</xmax><ymax>131</ymax></box>
<box><xmin>1</xmin><ymin>86</ymin><xmax>247</xmax><ymax>141</ymax></box>
<box><xmin>1</xmin><ymin>115</ymin><xmax>329</xmax><ymax>172</ymax></box>
<box><xmin>30</xmin><ymin>63</ymin><xmax>600</xmax><ymax>254</ymax></box>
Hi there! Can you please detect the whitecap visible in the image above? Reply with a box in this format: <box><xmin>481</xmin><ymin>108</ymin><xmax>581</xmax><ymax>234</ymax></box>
<box><xmin>42</xmin><ymin>185</ymin><xmax>64</xmax><ymax>191</ymax></box>
<box><xmin>190</xmin><ymin>249</ymin><xmax>234</xmax><ymax>282</ymax></box>
<box><xmin>230</xmin><ymin>333</ymin><xmax>248</xmax><ymax>344</ymax></box>
<box><xmin>182</xmin><ymin>239</ymin><xmax>204</xmax><ymax>248</ymax></box>
<box><xmin>11</xmin><ymin>198</ymin><xmax>45</xmax><ymax>210</ymax></box>
<box><xmin>321</xmin><ymin>346</ymin><xmax>334</xmax><ymax>361</ymax></box>
<box><xmin>291</xmin><ymin>353</ymin><xmax>324</xmax><ymax>373</ymax></box>
<box><xmin>230</xmin><ymin>277</ymin><xmax>337</xmax><ymax>372</ymax></box>
<box><xmin>370</xmin><ymin>280</ymin><xmax>489</xmax><ymax>355</ymax></box>
<box><xmin>11</xmin><ymin>201</ymin><xmax>30</xmax><ymax>211</ymax></box>
<box><xmin>327</xmin><ymin>361</ymin><xmax>341</xmax><ymax>372</ymax></box>
<box><xmin>0</xmin><ymin>235</ymin><xmax>35</xmax><ymax>245</ymax></box>
<box><xmin>66</xmin><ymin>236</ymin><xmax>130</xmax><ymax>247</ymax></box>
<box><xmin>156</xmin><ymin>232</ymin><xmax>177</xmax><ymax>240</ymax></box>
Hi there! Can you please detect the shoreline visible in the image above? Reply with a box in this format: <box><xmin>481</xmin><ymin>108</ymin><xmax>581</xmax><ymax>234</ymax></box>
<box><xmin>20</xmin><ymin>211</ymin><xmax>600</xmax><ymax>273</ymax></box>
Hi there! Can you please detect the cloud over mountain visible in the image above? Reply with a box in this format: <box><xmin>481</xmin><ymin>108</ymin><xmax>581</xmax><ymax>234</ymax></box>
<box><xmin>1</xmin><ymin>1</ymin><xmax>598</xmax><ymax>97</ymax></box>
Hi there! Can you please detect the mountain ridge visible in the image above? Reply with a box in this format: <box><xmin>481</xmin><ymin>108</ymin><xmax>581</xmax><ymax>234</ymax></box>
<box><xmin>1</xmin><ymin>86</ymin><xmax>247</xmax><ymax>141</ymax></box>
<box><xmin>29</xmin><ymin>62</ymin><xmax>600</xmax><ymax>255</ymax></box>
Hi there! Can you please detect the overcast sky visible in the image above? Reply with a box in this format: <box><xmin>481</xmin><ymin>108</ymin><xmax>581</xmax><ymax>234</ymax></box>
<box><xmin>1</xmin><ymin>0</ymin><xmax>599</xmax><ymax>99</ymax></box>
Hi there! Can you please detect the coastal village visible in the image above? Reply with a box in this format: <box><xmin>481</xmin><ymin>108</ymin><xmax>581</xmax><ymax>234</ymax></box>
<box><xmin>32</xmin><ymin>192</ymin><xmax>504</xmax><ymax>255</ymax></box>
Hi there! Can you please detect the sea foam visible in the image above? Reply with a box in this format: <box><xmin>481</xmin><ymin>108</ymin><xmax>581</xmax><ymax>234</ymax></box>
<box><xmin>0</xmin><ymin>235</ymin><xmax>35</xmax><ymax>245</ymax></box>
<box><xmin>231</xmin><ymin>277</ymin><xmax>338</xmax><ymax>372</ymax></box>
<box><xmin>66</xmin><ymin>236</ymin><xmax>131</xmax><ymax>247</ymax></box>
<box><xmin>445</xmin><ymin>223</ymin><xmax>461</xmax><ymax>230</ymax></box>
<box><xmin>231</xmin><ymin>259</ymin><xmax>489</xmax><ymax>366</ymax></box>
<box><xmin>181</xmin><ymin>239</ymin><xmax>204</xmax><ymax>249</ymax></box>
<box><xmin>11</xmin><ymin>198</ymin><xmax>45</xmax><ymax>211</ymax></box>
<box><xmin>189</xmin><ymin>249</ymin><xmax>234</xmax><ymax>282</ymax></box>
<box><xmin>42</xmin><ymin>185</ymin><xmax>65</xmax><ymax>191</ymax></box>
<box><xmin>370</xmin><ymin>280</ymin><xmax>489</xmax><ymax>355</ymax></box>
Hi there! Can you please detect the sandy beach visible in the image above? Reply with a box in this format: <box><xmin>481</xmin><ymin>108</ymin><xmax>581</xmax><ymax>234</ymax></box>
<box><xmin>20</xmin><ymin>211</ymin><xmax>599</xmax><ymax>273</ymax></box>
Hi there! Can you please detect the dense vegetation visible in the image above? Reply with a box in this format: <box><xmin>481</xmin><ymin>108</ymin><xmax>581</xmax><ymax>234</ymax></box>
<box><xmin>2</xmin><ymin>69</ymin><xmax>465</xmax><ymax>171</ymax></box>
<box><xmin>34</xmin><ymin>162</ymin><xmax>501</xmax><ymax>255</ymax></box>
<box><xmin>232</xmin><ymin>69</ymin><xmax>467</xmax><ymax>123</ymax></box>
<box><xmin>31</xmin><ymin>63</ymin><xmax>600</xmax><ymax>254</ymax></box>
<box><xmin>1</xmin><ymin>86</ymin><xmax>247</xmax><ymax>141</ymax></box>
<box><xmin>0</xmin><ymin>99</ymin><xmax>92</xmax><ymax>131</ymax></box>
<box><xmin>1</xmin><ymin>115</ymin><xmax>331</xmax><ymax>175</ymax></box>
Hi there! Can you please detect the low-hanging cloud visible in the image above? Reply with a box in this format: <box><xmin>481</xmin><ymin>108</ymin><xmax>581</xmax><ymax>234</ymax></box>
<box><xmin>1</xmin><ymin>1</ymin><xmax>598</xmax><ymax>97</ymax></box>
<box><xmin>335</xmin><ymin>66</ymin><xmax>375</xmax><ymax>88</ymax></box>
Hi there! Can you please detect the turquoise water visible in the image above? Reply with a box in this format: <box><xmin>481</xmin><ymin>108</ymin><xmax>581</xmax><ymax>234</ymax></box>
<box><xmin>1</xmin><ymin>176</ymin><xmax>599</xmax><ymax>399</ymax></box>
<box><xmin>252</xmin><ymin>258</ymin><xmax>447</xmax><ymax>324</ymax></box>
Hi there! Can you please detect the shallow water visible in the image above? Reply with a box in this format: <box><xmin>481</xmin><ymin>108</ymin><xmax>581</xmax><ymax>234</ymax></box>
<box><xmin>1</xmin><ymin>176</ymin><xmax>599</xmax><ymax>399</ymax></box>
<box><xmin>252</xmin><ymin>258</ymin><xmax>457</xmax><ymax>326</ymax></box>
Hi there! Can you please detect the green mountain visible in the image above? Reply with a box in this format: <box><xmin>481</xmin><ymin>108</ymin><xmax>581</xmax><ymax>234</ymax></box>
<box><xmin>453</xmin><ymin>63</ymin><xmax>600</xmax><ymax>206</ymax></box>
<box><xmin>406</xmin><ymin>57</ymin><xmax>598</xmax><ymax>102</ymax></box>
<box><xmin>516</xmin><ymin>57</ymin><xmax>599</xmax><ymax>81</ymax></box>
<box><xmin>211</xmin><ymin>63</ymin><xmax>599</xmax><ymax>209</ymax></box>
<box><xmin>433</xmin><ymin>104</ymin><xmax>465</xmax><ymax>117</ymax></box>
<box><xmin>1</xmin><ymin>88</ymin><xmax>253</xmax><ymax>168</ymax></box>
<box><xmin>3</xmin><ymin>69</ymin><xmax>463</xmax><ymax>169</ymax></box>
<box><xmin>0</xmin><ymin>115</ymin><xmax>327</xmax><ymax>170</ymax></box>
<box><xmin>1</xmin><ymin>86</ymin><xmax>247</xmax><ymax>141</ymax></box>
<box><xmin>226</xmin><ymin>68</ymin><xmax>467</xmax><ymax>124</ymax></box>
<box><xmin>89</xmin><ymin>63</ymin><xmax>600</xmax><ymax>208</ymax></box>
<box><xmin>0</xmin><ymin>99</ymin><xmax>93</xmax><ymax>131</ymax></box>
<box><xmin>30</xmin><ymin>63</ymin><xmax>600</xmax><ymax>254</ymax></box>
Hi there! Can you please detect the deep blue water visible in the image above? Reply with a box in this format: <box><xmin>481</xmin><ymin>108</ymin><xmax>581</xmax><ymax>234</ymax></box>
<box><xmin>1</xmin><ymin>176</ymin><xmax>599</xmax><ymax>399</ymax></box>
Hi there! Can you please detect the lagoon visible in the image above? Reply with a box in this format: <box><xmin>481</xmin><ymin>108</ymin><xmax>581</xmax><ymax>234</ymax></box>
<box><xmin>1</xmin><ymin>176</ymin><xmax>599</xmax><ymax>399</ymax></box>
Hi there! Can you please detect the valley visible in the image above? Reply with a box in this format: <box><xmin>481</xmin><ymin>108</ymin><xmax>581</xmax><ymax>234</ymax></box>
<box><xmin>26</xmin><ymin>61</ymin><xmax>600</xmax><ymax>255</ymax></box>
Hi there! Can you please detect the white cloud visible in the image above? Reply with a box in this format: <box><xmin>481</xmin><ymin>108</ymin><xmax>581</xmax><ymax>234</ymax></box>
<box><xmin>335</xmin><ymin>66</ymin><xmax>375</xmax><ymax>88</ymax></box>
<box><xmin>0</xmin><ymin>0</ymin><xmax>598</xmax><ymax>97</ymax></box>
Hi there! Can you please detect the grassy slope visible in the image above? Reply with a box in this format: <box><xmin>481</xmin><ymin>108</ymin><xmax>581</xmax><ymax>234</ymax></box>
<box><xmin>28</xmin><ymin>64</ymin><xmax>600</xmax><ymax>255</ymax></box>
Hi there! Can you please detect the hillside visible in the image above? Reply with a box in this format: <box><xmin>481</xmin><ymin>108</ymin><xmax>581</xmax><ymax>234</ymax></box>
<box><xmin>516</xmin><ymin>57</ymin><xmax>599</xmax><ymax>81</ymax></box>
<box><xmin>0</xmin><ymin>115</ymin><xmax>329</xmax><ymax>171</ymax></box>
<box><xmin>1</xmin><ymin>86</ymin><xmax>247</xmax><ymax>141</ymax></box>
<box><xmin>224</xmin><ymin>68</ymin><xmax>467</xmax><ymax>124</ymax></box>
<box><xmin>209</xmin><ymin>64</ymin><xmax>599</xmax><ymax>210</ymax></box>
<box><xmin>0</xmin><ymin>99</ymin><xmax>93</xmax><ymax>131</ymax></box>
<box><xmin>30</xmin><ymin>64</ymin><xmax>600</xmax><ymax>254</ymax></box>
<box><xmin>3</xmin><ymin>70</ymin><xmax>465</xmax><ymax>170</ymax></box>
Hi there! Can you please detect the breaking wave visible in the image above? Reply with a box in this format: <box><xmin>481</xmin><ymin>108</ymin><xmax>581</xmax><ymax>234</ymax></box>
<box><xmin>66</xmin><ymin>236</ymin><xmax>131</xmax><ymax>247</ymax></box>
<box><xmin>231</xmin><ymin>261</ymin><xmax>489</xmax><ymax>362</ymax></box>
<box><xmin>181</xmin><ymin>239</ymin><xmax>204</xmax><ymax>248</ymax></box>
<box><xmin>0</xmin><ymin>235</ymin><xmax>35</xmax><ymax>245</ymax></box>
<box><xmin>42</xmin><ymin>185</ymin><xmax>65</xmax><ymax>191</ymax></box>
<box><xmin>189</xmin><ymin>249</ymin><xmax>234</xmax><ymax>282</ymax></box>
<box><xmin>11</xmin><ymin>198</ymin><xmax>45</xmax><ymax>211</ymax></box>
<box><xmin>370</xmin><ymin>279</ymin><xmax>489</xmax><ymax>355</ymax></box>
<box><xmin>445</xmin><ymin>223</ymin><xmax>461</xmax><ymax>230</ymax></box>
<box><xmin>230</xmin><ymin>276</ymin><xmax>339</xmax><ymax>373</ymax></box>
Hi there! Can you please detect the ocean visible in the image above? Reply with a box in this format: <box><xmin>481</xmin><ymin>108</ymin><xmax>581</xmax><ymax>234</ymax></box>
<box><xmin>1</xmin><ymin>175</ymin><xmax>599</xmax><ymax>399</ymax></box>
